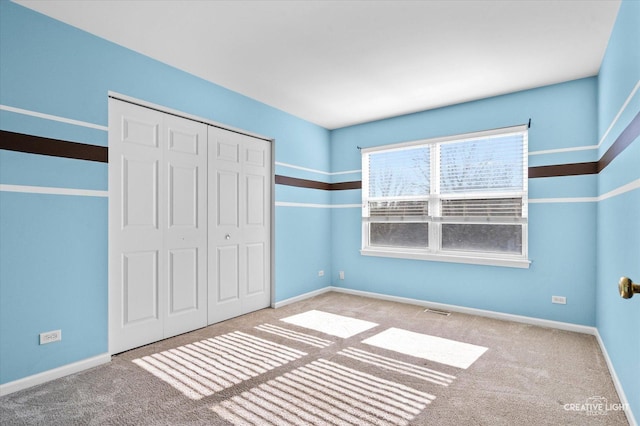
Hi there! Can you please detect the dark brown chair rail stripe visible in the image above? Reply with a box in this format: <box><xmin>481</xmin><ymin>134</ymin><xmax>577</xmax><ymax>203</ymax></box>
<box><xmin>0</xmin><ymin>130</ymin><xmax>108</xmax><ymax>163</ymax></box>
<box><xmin>274</xmin><ymin>176</ymin><xmax>363</xmax><ymax>191</ymax></box>
<box><xmin>274</xmin><ymin>175</ymin><xmax>331</xmax><ymax>190</ymax></box>
<box><xmin>1</xmin><ymin>110</ymin><xmax>638</xmax><ymax>188</ymax></box>
<box><xmin>528</xmin><ymin>162</ymin><xmax>598</xmax><ymax>178</ymax></box>
<box><xmin>598</xmin><ymin>110</ymin><xmax>640</xmax><ymax>172</ymax></box>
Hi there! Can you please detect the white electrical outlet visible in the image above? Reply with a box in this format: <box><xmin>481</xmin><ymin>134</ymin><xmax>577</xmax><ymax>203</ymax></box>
<box><xmin>339</xmin><ymin>271</ymin><xmax>345</xmax><ymax>280</ymax></box>
<box><xmin>318</xmin><ymin>270</ymin><xmax>324</xmax><ymax>277</ymax></box>
<box><xmin>551</xmin><ymin>296</ymin><xmax>566</xmax><ymax>305</ymax></box>
<box><xmin>40</xmin><ymin>330</ymin><xmax>62</xmax><ymax>345</ymax></box>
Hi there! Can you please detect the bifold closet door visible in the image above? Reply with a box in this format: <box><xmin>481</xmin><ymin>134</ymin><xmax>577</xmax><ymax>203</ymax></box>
<box><xmin>208</xmin><ymin>127</ymin><xmax>271</xmax><ymax>324</ymax></box>
<box><xmin>109</xmin><ymin>99</ymin><xmax>207</xmax><ymax>354</ymax></box>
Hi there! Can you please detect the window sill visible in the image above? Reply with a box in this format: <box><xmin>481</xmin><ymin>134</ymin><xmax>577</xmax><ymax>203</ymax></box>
<box><xmin>360</xmin><ymin>248</ymin><xmax>531</xmax><ymax>269</ymax></box>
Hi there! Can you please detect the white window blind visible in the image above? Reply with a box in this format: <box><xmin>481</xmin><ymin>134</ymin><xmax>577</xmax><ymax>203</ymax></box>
<box><xmin>365</xmin><ymin>145</ymin><xmax>431</xmax><ymax>221</ymax></box>
<box><xmin>439</xmin><ymin>134</ymin><xmax>525</xmax><ymax>193</ymax></box>
<box><xmin>439</xmin><ymin>132</ymin><xmax>526</xmax><ymax>224</ymax></box>
<box><xmin>361</xmin><ymin>125</ymin><xmax>529</xmax><ymax>267</ymax></box>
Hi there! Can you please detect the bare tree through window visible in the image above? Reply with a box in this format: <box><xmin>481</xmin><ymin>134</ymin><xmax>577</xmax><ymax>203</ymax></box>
<box><xmin>362</xmin><ymin>127</ymin><xmax>528</xmax><ymax>262</ymax></box>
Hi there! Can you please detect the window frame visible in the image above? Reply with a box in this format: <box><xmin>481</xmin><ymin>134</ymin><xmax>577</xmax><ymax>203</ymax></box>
<box><xmin>361</xmin><ymin>125</ymin><xmax>531</xmax><ymax>269</ymax></box>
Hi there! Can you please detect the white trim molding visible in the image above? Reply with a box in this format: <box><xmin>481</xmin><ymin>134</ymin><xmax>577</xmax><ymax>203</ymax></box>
<box><xmin>275</xmin><ymin>201</ymin><xmax>332</xmax><ymax>208</ymax></box>
<box><xmin>0</xmin><ymin>184</ymin><xmax>108</xmax><ymax>198</ymax></box>
<box><xmin>276</xmin><ymin>161</ymin><xmax>361</xmax><ymax>177</ymax></box>
<box><xmin>327</xmin><ymin>287</ymin><xmax>594</xmax><ymax>334</ymax></box>
<box><xmin>276</xmin><ymin>162</ymin><xmax>330</xmax><ymax>176</ymax></box>
<box><xmin>274</xmin><ymin>287</ymin><xmax>595</xmax><ymax>334</ymax></box>
<box><xmin>598</xmin><ymin>178</ymin><xmax>640</xmax><ymax>201</ymax></box>
<box><xmin>330</xmin><ymin>204</ymin><xmax>361</xmax><ymax>208</ymax></box>
<box><xmin>598</xmin><ymin>79</ymin><xmax>640</xmax><ymax>149</ymax></box>
<box><xmin>273</xmin><ymin>287</ymin><xmax>332</xmax><ymax>308</ymax></box>
<box><xmin>360</xmin><ymin>248</ymin><xmax>531</xmax><ymax>269</ymax></box>
<box><xmin>529</xmin><ymin>179</ymin><xmax>640</xmax><ymax>204</ymax></box>
<box><xmin>528</xmin><ymin>145</ymin><xmax>598</xmax><ymax>156</ymax></box>
<box><xmin>0</xmin><ymin>353</ymin><xmax>111</xmax><ymax>396</ymax></box>
<box><xmin>331</xmin><ymin>169</ymin><xmax>362</xmax><ymax>176</ymax></box>
<box><xmin>275</xmin><ymin>201</ymin><xmax>360</xmax><ymax>209</ymax></box>
<box><xmin>0</xmin><ymin>104</ymin><xmax>108</xmax><ymax>131</ymax></box>
<box><xmin>529</xmin><ymin>197</ymin><xmax>597</xmax><ymax>204</ymax></box>
<box><xmin>594</xmin><ymin>330</ymin><xmax>638</xmax><ymax>426</ymax></box>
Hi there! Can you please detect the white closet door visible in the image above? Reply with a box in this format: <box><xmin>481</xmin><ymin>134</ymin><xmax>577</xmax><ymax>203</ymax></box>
<box><xmin>109</xmin><ymin>99</ymin><xmax>207</xmax><ymax>354</ymax></box>
<box><xmin>208</xmin><ymin>127</ymin><xmax>271</xmax><ymax>324</ymax></box>
<box><xmin>109</xmin><ymin>100</ymin><xmax>165</xmax><ymax>354</ymax></box>
<box><xmin>163</xmin><ymin>115</ymin><xmax>208</xmax><ymax>337</ymax></box>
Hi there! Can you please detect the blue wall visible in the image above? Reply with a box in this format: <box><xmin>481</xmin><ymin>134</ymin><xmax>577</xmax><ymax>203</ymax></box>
<box><xmin>331</xmin><ymin>78</ymin><xmax>599</xmax><ymax>326</ymax></box>
<box><xmin>596</xmin><ymin>0</ymin><xmax>640</xmax><ymax>420</ymax></box>
<box><xmin>0</xmin><ymin>0</ymin><xmax>331</xmax><ymax>385</ymax></box>
<box><xmin>0</xmin><ymin>1</ymin><xmax>637</xmax><ymax>419</ymax></box>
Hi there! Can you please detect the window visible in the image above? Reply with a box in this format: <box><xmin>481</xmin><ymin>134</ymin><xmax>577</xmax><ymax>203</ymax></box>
<box><xmin>361</xmin><ymin>125</ymin><xmax>529</xmax><ymax>268</ymax></box>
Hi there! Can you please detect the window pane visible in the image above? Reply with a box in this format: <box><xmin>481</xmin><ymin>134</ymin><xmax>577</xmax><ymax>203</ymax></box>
<box><xmin>440</xmin><ymin>134</ymin><xmax>524</xmax><ymax>194</ymax></box>
<box><xmin>441</xmin><ymin>224</ymin><xmax>522</xmax><ymax>254</ymax></box>
<box><xmin>370</xmin><ymin>223</ymin><xmax>429</xmax><ymax>248</ymax></box>
<box><xmin>368</xmin><ymin>146</ymin><xmax>430</xmax><ymax>198</ymax></box>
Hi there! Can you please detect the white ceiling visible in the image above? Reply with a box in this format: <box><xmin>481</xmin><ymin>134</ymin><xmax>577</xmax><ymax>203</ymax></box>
<box><xmin>15</xmin><ymin>0</ymin><xmax>621</xmax><ymax>129</ymax></box>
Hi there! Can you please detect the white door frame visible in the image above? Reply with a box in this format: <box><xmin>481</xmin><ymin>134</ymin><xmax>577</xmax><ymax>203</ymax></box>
<box><xmin>107</xmin><ymin>92</ymin><xmax>275</xmax><ymax>355</ymax></box>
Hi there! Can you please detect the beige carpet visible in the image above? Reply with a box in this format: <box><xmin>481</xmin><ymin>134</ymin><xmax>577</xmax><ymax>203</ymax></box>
<box><xmin>0</xmin><ymin>292</ymin><xmax>629</xmax><ymax>425</ymax></box>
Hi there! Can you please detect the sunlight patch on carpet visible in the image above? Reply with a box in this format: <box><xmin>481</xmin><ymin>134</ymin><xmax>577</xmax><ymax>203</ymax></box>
<box><xmin>338</xmin><ymin>347</ymin><xmax>456</xmax><ymax>386</ymax></box>
<box><xmin>255</xmin><ymin>323</ymin><xmax>334</xmax><ymax>348</ymax></box>
<box><xmin>211</xmin><ymin>358</ymin><xmax>435</xmax><ymax>426</ymax></box>
<box><xmin>362</xmin><ymin>327</ymin><xmax>488</xmax><ymax>369</ymax></box>
<box><xmin>132</xmin><ymin>331</ymin><xmax>306</xmax><ymax>400</ymax></box>
<box><xmin>279</xmin><ymin>310</ymin><xmax>378</xmax><ymax>338</ymax></box>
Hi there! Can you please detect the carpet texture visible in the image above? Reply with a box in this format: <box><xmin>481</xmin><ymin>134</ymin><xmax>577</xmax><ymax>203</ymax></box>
<box><xmin>0</xmin><ymin>292</ymin><xmax>629</xmax><ymax>425</ymax></box>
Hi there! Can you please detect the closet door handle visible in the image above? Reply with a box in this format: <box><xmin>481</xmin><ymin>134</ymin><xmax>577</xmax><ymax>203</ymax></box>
<box><xmin>225</xmin><ymin>234</ymin><xmax>231</xmax><ymax>240</ymax></box>
<box><xmin>619</xmin><ymin>277</ymin><xmax>639</xmax><ymax>299</ymax></box>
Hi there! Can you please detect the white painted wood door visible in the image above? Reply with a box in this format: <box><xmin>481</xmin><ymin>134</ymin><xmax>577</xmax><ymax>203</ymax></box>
<box><xmin>109</xmin><ymin>99</ymin><xmax>207</xmax><ymax>354</ymax></box>
<box><xmin>163</xmin><ymin>114</ymin><xmax>208</xmax><ymax>337</ymax></box>
<box><xmin>208</xmin><ymin>127</ymin><xmax>271</xmax><ymax>324</ymax></box>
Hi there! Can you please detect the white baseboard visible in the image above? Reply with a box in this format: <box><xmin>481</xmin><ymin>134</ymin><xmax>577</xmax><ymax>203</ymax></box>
<box><xmin>594</xmin><ymin>330</ymin><xmax>637</xmax><ymax>426</ymax></box>
<box><xmin>0</xmin><ymin>353</ymin><xmax>111</xmax><ymax>397</ymax></box>
<box><xmin>328</xmin><ymin>286</ymin><xmax>597</xmax><ymax>335</ymax></box>
<box><xmin>273</xmin><ymin>287</ymin><xmax>332</xmax><ymax>308</ymax></box>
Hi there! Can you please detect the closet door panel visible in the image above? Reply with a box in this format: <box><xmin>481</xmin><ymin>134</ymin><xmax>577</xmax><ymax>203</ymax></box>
<box><xmin>163</xmin><ymin>115</ymin><xmax>208</xmax><ymax>338</ymax></box>
<box><xmin>208</xmin><ymin>129</ymin><xmax>243</xmax><ymax>323</ymax></box>
<box><xmin>109</xmin><ymin>100</ymin><xmax>165</xmax><ymax>354</ymax></box>
<box><xmin>208</xmin><ymin>127</ymin><xmax>271</xmax><ymax>324</ymax></box>
<box><xmin>122</xmin><ymin>250</ymin><xmax>159</xmax><ymax>324</ymax></box>
<box><xmin>217</xmin><ymin>245</ymin><xmax>240</xmax><ymax>302</ymax></box>
<box><xmin>239</xmin><ymin>135</ymin><xmax>271</xmax><ymax>314</ymax></box>
<box><xmin>246</xmin><ymin>243</ymin><xmax>266</xmax><ymax>296</ymax></box>
<box><xmin>168</xmin><ymin>248</ymin><xmax>198</xmax><ymax>314</ymax></box>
